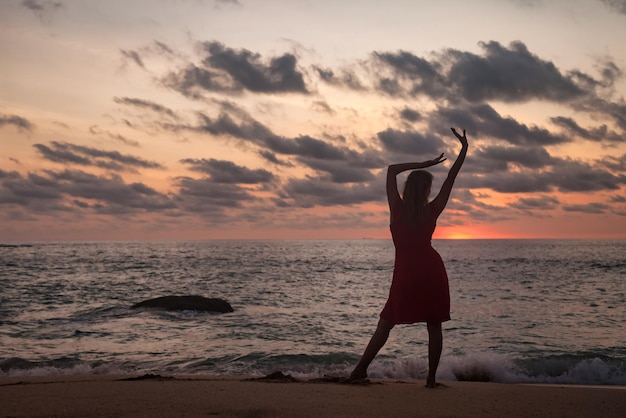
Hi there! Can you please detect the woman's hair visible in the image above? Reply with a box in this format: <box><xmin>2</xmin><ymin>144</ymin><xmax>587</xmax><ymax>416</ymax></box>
<box><xmin>402</xmin><ymin>170</ymin><xmax>433</xmax><ymax>224</ymax></box>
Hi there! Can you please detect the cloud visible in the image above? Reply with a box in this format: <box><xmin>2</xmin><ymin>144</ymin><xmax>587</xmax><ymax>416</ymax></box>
<box><xmin>282</xmin><ymin>177</ymin><xmax>380</xmax><ymax>207</ymax></box>
<box><xmin>473</xmin><ymin>145</ymin><xmax>555</xmax><ymax>171</ymax></box>
<box><xmin>297</xmin><ymin>158</ymin><xmax>376</xmax><ymax>183</ymax></box>
<box><xmin>371</xmin><ymin>41</ymin><xmax>587</xmax><ymax>103</ymax></box>
<box><xmin>315</xmin><ymin>66</ymin><xmax>366</xmax><ymax>91</ymax></box>
<box><xmin>194</xmin><ymin>111</ymin><xmax>274</xmax><ymax>142</ymax></box>
<box><xmin>21</xmin><ymin>0</ymin><xmax>63</xmax><ymax>22</ymax></box>
<box><xmin>373</xmin><ymin>49</ymin><xmax>445</xmax><ymax>98</ymax></box>
<box><xmin>574</xmin><ymin>97</ymin><xmax>626</xmax><ymax>132</ymax></box>
<box><xmin>0</xmin><ymin>169</ymin><xmax>61</xmax><ymax>207</ymax></box>
<box><xmin>88</xmin><ymin>125</ymin><xmax>140</xmax><ymax>147</ymax></box>
<box><xmin>188</xmin><ymin>108</ymin><xmax>384</xmax><ymax>177</ymax></box>
<box><xmin>508</xmin><ymin>195</ymin><xmax>561</xmax><ymax>211</ymax></box>
<box><xmin>34</xmin><ymin>142</ymin><xmax>165</xmax><ymax>172</ymax></box>
<box><xmin>163</xmin><ymin>41</ymin><xmax>309</xmax><ymax>98</ymax></box>
<box><xmin>445</xmin><ymin>41</ymin><xmax>585</xmax><ymax>103</ymax></box>
<box><xmin>311</xmin><ymin>100</ymin><xmax>335</xmax><ymax>115</ymax></box>
<box><xmin>180</xmin><ymin>158</ymin><xmax>275</xmax><ymax>184</ymax></box>
<box><xmin>47</xmin><ymin>169</ymin><xmax>176</xmax><ymax>213</ymax></box>
<box><xmin>433</xmin><ymin>103</ymin><xmax>569</xmax><ymax>146</ymax></box>
<box><xmin>399</xmin><ymin>107</ymin><xmax>421</xmax><ymax>123</ymax></box>
<box><xmin>113</xmin><ymin>96</ymin><xmax>179</xmax><ymax>119</ymax></box>
<box><xmin>215</xmin><ymin>0</ymin><xmax>241</xmax><ymax>6</ymax></box>
<box><xmin>378</xmin><ymin>128</ymin><xmax>446</xmax><ymax>156</ymax></box>
<box><xmin>0</xmin><ymin>168</ymin><xmax>175</xmax><ymax>214</ymax></box>
<box><xmin>550</xmin><ymin>116</ymin><xmax>624</xmax><ymax>143</ymax></box>
<box><xmin>154</xmin><ymin>39</ymin><xmax>624</xmax><ymax>151</ymax></box>
<box><xmin>599</xmin><ymin>0</ymin><xmax>626</xmax><ymax>14</ymax></box>
<box><xmin>0</xmin><ymin>113</ymin><xmax>35</xmax><ymax>131</ymax></box>
<box><xmin>550</xmin><ymin>159</ymin><xmax>625</xmax><ymax>192</ymax></box>
<box><xmin>120</xmin><ymin>49</ymin><xmax>145</xmax><ymax>69</ymax></box>
<box><xmin>174</xmin><ymin>176</ymin><xmax>255</xmax><ymax>213</ymax></box>
<box><xmin>464</xmin><ymin>157</ymin><xmax>625</xmax><ymax>193</ymax></box>
<box><xmin>464</xmin><ymin>171</ymin><xmax>553</xmax><ymax>193</ymax></box>
<box><xmin>563</xmin><ymin>202</ymin><xmax>610</xmax><ymax>214</ymax></box>
<box><xmin>258</xmin><ymin>150</ymin><xmax>292</xmax><ymax>167</ymax></box>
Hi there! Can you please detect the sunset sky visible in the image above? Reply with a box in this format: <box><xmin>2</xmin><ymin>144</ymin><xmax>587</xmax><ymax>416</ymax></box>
<box><xmin>2</xmin><ymin>0</ymin><xmax>626</xmax><ymax>241</ymax></box>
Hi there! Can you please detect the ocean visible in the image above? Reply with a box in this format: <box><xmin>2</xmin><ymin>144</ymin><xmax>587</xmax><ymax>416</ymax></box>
<box><xmin>1</xmin><ymin>239</ymin><xmax>624</xmax><ymax>385</ymax></box>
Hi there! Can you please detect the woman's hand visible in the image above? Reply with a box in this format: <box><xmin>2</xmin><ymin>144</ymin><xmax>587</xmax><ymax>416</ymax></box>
<box><xmin>451</xmin><ymin>127</ymin><xmax>468</xmax><ymax>147</ymax></box>
<box><xmin>426</xmin><ymin>153</ymin><xmax>447</xmax><ymax>167</ymax></box>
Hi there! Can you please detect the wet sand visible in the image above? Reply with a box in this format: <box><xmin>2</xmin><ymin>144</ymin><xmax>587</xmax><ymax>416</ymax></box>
<box><xmin>1</xmin><ymin>374</ymin><xmax>625</xmax><ymax>417</ymax></box>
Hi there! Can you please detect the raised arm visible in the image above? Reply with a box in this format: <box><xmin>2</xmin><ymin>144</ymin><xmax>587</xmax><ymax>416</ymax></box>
<box><xmin>386</xmin><ymin>154</ymin><xmax>446</xmax><ymax>209</ymax></box>
<box><xmin>430</xmin><ymin>128</ymin><xmax>469</xmax><ymax>218</ymax></box>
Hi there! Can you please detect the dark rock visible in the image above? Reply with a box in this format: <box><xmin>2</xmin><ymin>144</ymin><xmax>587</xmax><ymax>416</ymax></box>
<box><xmin>131</xmin><ymin>295</ymin><xmax>234</xmax><ymax>313</ymax></box>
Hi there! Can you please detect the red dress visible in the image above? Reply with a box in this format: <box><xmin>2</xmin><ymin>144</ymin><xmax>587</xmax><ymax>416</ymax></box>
<box><xmin>380</xmin><ymin>202</ymin><xmax>451</xmax><ymax>324</ymax></box>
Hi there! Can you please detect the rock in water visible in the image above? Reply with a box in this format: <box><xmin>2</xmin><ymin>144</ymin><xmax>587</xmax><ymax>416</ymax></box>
<box><xmin>131</xmin><ymin>295</ymin><xmax>234</xmax><ymax>313</ymax></box>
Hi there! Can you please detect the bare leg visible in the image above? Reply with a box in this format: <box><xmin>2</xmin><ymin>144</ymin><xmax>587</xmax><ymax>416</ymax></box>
<box><xmin>350</xmin><ymin>318</ymin><xmax>394</xmax><ymax>380</ymax></box>
<box><xmin>426</xmin><ymin>321</ymin><xmax>443</xmax><ymax>388</ymax></box>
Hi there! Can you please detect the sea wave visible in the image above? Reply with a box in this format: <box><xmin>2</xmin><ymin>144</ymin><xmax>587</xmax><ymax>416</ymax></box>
<box><xmin>2</xmin><ymin>351</ymin><xmax>624</xmax><ymax>385</ymax></box>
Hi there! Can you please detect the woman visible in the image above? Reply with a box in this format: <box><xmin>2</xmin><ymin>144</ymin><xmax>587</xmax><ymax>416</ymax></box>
<box><xmin>350</xmin><ymin>127</ymin><xmax>468</xmax><ymax>388</ymax></box>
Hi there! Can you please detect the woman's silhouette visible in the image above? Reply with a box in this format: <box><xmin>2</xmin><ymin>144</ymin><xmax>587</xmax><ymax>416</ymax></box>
<box><xmin>350</xmin><ymin>127</ymin><xmax>468</xmax><ymax>387</ymax></box>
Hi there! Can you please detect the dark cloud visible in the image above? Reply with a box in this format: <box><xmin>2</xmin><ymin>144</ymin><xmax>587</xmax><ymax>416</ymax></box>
<box><xmin>282</xmin><ymin>177</ymin><xmax>380</xmax><ymax>208</ymax></box>
<box><xmin>445</xmin><ymin>41</ymin><xmax>585</xmax><ymax>103</ymax></box>
<box><xmin>378</xmin><ymin>128</ymin><xmax>446</xmax><ymax>156</ymax></box>
<box><xmin>433</xmin><ymin>104</ymin><xmax>569</xmax><ymax>146</ymax></box>
<box><xmin>264</xmin><ymin>135</ymin><xmax>346</xmax><ymax>160</ymax></box>
<box><xmin>164</xmin><ymin>41</ymin><xmax>308</xmax><ymax>98</ymax></box>
<box><xmin>180</xmin><ymin>158</ymin><xmax>275</xmax><ymax>184</ymax></box>
<box><xmin>464</xmin><ymin>171</ymin><xmax>553</xmax><ymax>193</ymax></box>
<box><xmin>88</xmin><ymin>125</ymin><xmax>140</xmax><ymax>147</ymax></box>
<box><xmin>508</xmin><ymin>195</ymin><xmax>560</xmax><ymax>211</ymax></box>
<box><xmin>372</xmin><ymin>41</ymin><xmax>586</xmax><ymax>102</ymax></box>
<box><xmin>34</xmin><ymin>142</ymin><xmax>164</xmax><ymax>172</ymax></box>
<box><xmin>258</xmin><ymin>150</ymin><xmax>292</xmax><ymax>167</ymax></box>
<box><xmin>311</xmin><ymin>100</ymin><xmax>335</xmax><ymax>115</ymax></box>
<box><xmin>0</xmin><ymin>113</ymin><xmax>35</xmax><ymax>131</ymax></box>
<box><xmin>189</xmin><ymin>108</ymin><xmax>384</xmax><ymax>176</ymax></box>
<box><xmin>0</xmin><ymin>168</ymin><xmax>175</xmax><ymax>214</ymax></box>
<box><xmin>215</xmin><ymin>0</ymin><xmax>241</xmax><ymax>6</ymax></box>
<box><xmin>399</xmin><ymin>107</ymin><xmax>421</xmax><ymax>123</ymax></box>
<box><xmin>46</xmin><ymin>169</ymin><xmax>176</xmax><ymax>212</ymax></box>
<box><xmin>163</xmin><ymin>65</ymin><xmax>239</xmax><ymax>98</ymax></box>
<box><xmin>550</xmin><ymin>159</ymin><xmax>625</xmax><ymax>192</ymax></box>
<box><xmin>374</xmin><ymin>49</ymin><xmax>445</xmax><ymax>98</ymax></box>
<box><xmin>315</xmin><ymin>66</ymin><xmax>366</xmax><ymax>91</ymax></box>
<box><xmin>297</xmin><ymin>158</ymin><xmax>375</xmax><ymax>183</ymax></box>
<box><xmin>0</xmin><ymin>169</ymin><xmax>61</xmax><ymax>206</ymax></box>
<box><xmin>174</xmin><ymin>176</ymin><xmax>254</xmax><ymax>212</ymax></box>
<box><xmin>600</xmin><ymin>0</ymin><xmax>626</xmax><ymax>14</ymax></box>
<box><xmin>21</xmin><ymin>0</ymin><xmax>63</xmax><ymax>22</ymax></box>
<box><xmin>563</xmin><ymin>202</ymin><xmax>610</xmax><ymax>214</ymax></box>
<box><xmin>152</xmin><ymin>41</ymin><xmax>176</xmax><ymax>56</ymax></box>
<box><xmin>201</xmin><ymin>41</ymin><xmax>308</xmax><ymax>93</ymax></box>
<box><xmin>464</xmin><ymin>158</ymin><xmax>625</xmax><ymax>193</ymax></box>
<box><xmin>550</xmin><ymin>116</ymin><xmax>621</xmax><ymax>143</ymax></box>
<box><xmin>113</xmin><ymin>96</ymin><xmax>178</xmax><ymax>119</ymax></box>
<box><xmin>474</xmin><ymin>145</ymin><xmax>555</xmax><ymax>170</ymax></box>
<box><xmin>574</xmin><ymin>97</ymin><xmax>626</xmax><ymax>132</ymax></box>
<box><xmin>195</xmin><ymin>111</ymin><xmax>274</xmax><ymax>142</ymax></box>
<box><xmin>120</xmin><ymin>49</ymin><xmax>145</xmax><ymax>69</ymax></box>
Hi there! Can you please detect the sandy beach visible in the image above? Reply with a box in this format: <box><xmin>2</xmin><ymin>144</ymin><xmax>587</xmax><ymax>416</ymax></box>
<box><xmin>1</xmin><ymin>374</ymin><xmax>624</xmax><ymax>418</ymax></box>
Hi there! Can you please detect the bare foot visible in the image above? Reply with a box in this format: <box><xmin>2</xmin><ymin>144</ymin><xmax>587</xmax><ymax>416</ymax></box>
<box><xmin>425</xmin><ymin>381</ymin><xmax>449</xmax><ymax>389</ymax></box>
<box><xmin>349</xmin><ymin>367</ymin><xmax>367</xmax><ymax>381</ymax></box>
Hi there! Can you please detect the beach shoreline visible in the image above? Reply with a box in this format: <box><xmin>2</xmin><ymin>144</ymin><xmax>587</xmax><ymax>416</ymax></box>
<box><xmin>2</xmin><ymin>374</ymin><xmax>625</xmax><ymax>417</ymax></box>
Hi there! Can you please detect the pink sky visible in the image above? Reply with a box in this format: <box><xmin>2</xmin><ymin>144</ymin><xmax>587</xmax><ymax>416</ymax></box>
<box><xmin>2</xmin><ymin>0</ymin><xmax>626</xmax><ymax>241</ymax></box>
